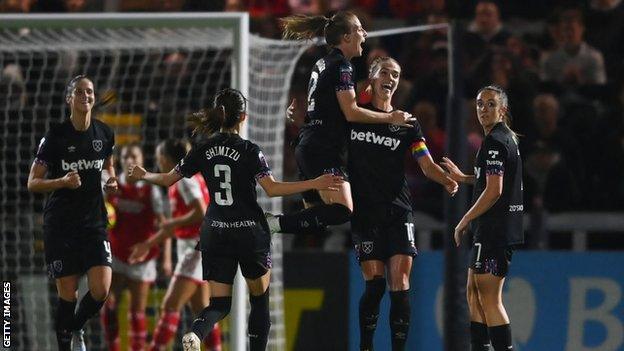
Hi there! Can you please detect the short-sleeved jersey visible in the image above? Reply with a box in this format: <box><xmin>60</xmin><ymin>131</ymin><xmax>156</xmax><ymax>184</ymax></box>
<box><xmin>35</xmin><ymin>119</ymin><xmax>115</xmax><ymax>233</ymax></box>
<box><xmin>168</xmin><ymin>174</ymin><xmax>210</xmax><ymax>239</ymax></box>
<box><xmin>175</xmin><ymin>133</ymin><xmax>272</xmax><ymax>242</ymax></box>
<box><xmin>297</xmin><ymin>48</ymin><xmax>355</xmax><ymax>155</ymax></box>
<box><xmin>108</xmin><ymin>174</ymin><xmax>164</xmax><ymax>262</ymax></box>
<box><xmin>472</xmin><ymin>122</ymin><xmax>524</xmax><ymax>246</ymax></box>
<box><xmin>348</xmin><ymin>104</ymin><xmax>426</xmax><ymax>211</ymax></box>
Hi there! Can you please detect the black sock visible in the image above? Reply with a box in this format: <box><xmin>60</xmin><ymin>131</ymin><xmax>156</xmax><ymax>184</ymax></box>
<box><xmin>55</xmin><ymin>298</ymin><xmax>76</xmax><ymax>351</ymax></box>
<box><xmin>489</xmin><ymin>324</ymin><xmax>513</xmax><ymax>351</ymax></box>
<box><xmin>248</xmin><ymin>289</ymin><xmax>271</xmax><ymax>351</ymax></box>
<box><xmin>278</xmin><ymin>203</ymin><xmax>351</xmax><ymax>234</ymax></box>
<box><xmin>359</xmin><ymin>278</ymin><xmax>386</xmax><ymax>351</ymax></box>
<box><xmin>192</xmin><ymin>296</ymin><xmax>232</xmax><ymax>341</ymax></box>
<box><xmin>73</xmin><ymin>292</ymin><xmax>105</xmax><ymax>331</ymax></box>
<box><xmin>470</xmin><ymin>321</ymin><xmax>491</xmax><ymax>351</ymax></box>
<box><xmin>389</xmin><ymin>290</ymin><xmax>410</xmax><ymax>351</ymax></box>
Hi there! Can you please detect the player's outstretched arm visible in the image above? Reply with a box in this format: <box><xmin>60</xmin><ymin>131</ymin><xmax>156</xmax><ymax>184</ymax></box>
<box><xmin>454</xmin><ymin>174</ymin><xmax>503</xmax><ymax>246</ymax></box>
<box><xmin>336</xmin><ymin>90</ymin><xmax>415</xmax><ymax>126</ymax></box>
<box><xmin>127</xmin><ymin>164</ymin><xmax>182</xmax><ymax>187</ymax></box>
<box><xmin>27</xmin><ymin>162</ymin><xmax>81</xmax><ymax>193</ymax></box>
<box><xmin>440</xmin><ymin>157</ymin><xmax>475</xmax><ymax>185</ymax></box>
<box><xmin>257</xmin><ymin>174</ymin><xmax>344</xmax><ymax>197</ymax></box>
<box><xmin>416</xmin><ymin>154</ymin><xmax>458</xmax><ymax>196</ymax></box>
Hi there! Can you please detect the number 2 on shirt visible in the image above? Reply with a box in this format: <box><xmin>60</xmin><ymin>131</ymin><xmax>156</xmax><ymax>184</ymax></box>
<box><xmin>214</xmin><ymin>164</ymin><xmax>233</xmax><ymax>206</ymax></box>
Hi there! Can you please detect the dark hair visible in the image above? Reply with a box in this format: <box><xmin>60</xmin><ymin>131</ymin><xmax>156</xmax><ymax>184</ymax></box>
<box><xmin>281</xmin><ymin>11</ymin><xmax>358</xmax><ymax>46</ymax></box>
<box><xmin>477</xmin><ymin>84</ymin><xmax>519</xmax><ymax>142</ymax></box>
<box><xmin>188</xmin><ymin>88</ymin><xmax>247</xmax><ymax>136</ymax></box>
<box><xmin>64</xmin><ymin>74</ymin><xmax>92</xmax><ymax>101</ymax></box>
<box><xmin>157</xmin><ymin>139</ymin><xmax>189</xmax><ymax>163</ymax></box>
<box><xmin>119</xmin><ymin>142</ymin><xmax>142</xmax><ymax>155</ymax></box>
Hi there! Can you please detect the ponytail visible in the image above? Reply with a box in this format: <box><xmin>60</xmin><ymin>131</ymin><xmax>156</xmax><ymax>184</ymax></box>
<box><xmin>187</xmin><ymin>88</ymin><xmax>247</xmax><ymax>136</ymax></box>
<box><xmin>188</xmin><ymin>106</ymin><xmax>226</xmax><ymax>136</ymax></box>
<box><xmin>281</xmin><ymin>15</ymin><xmax>329</xmax><ymax>41</ymax></box>
<box><xmin>281</xmin><ymin>11</ymin><xmax>358</xmax><ymax>46</ymax></box>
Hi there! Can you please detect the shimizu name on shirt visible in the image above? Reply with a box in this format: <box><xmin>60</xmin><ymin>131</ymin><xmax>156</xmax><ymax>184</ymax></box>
<box><xmin>350</xmin><ymin>130</ymin><xmax>401</xmax><ymax>151</ymax></box>
<box><xmin>61</xmin><ymin>159</ymin><xmax>104</xmax><ymax>171</ymax></box>
<box><xmin>205</xmin><ymin>146</ymin><xmax>241</xmax><ymax>161</ymax></box>
<box><xmin>210</xmin><ymin>220</ymin><xmax>256</xmax><ymax>228</ymax></box>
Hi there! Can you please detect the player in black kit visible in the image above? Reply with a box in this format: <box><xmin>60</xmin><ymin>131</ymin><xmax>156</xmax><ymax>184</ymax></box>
<box><xmin>27</xmin><ymin>75</ymin><xmax>117</xmax><ymax>351</ymax></box>
<box><xmin>441</xmin><ymin>85</ymin><xmax>523</xmax><ymax>351</ymax></box>
<box><xmin>127</xmin><ymin>88</ymin><xmax>343</xmax><ymax>351</ymax></box>
<box><xmin>269</xmin><ymin>12</ymin><xmax>414</xmax><ymax>235</ymax></box>
<box><xmin>349</xmin><ymin>57</ymin><xmax>458</xmax><ymax>351</ymax></box>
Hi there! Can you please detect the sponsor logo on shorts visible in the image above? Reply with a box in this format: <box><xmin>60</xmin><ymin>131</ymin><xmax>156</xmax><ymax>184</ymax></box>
<box><xmin>92</xmin><ymin>139</ymin><xmax>103</xmax><ymax>152</ymax></box>
<box><xmin>362</xmin><ymin>241</ymin><xmax>374</xmax><ymax>254</ymax></box>
<box><xmin>48</xmin><ymin>260</ymin><xmax>63</xmax><ymax>277</ymax></box>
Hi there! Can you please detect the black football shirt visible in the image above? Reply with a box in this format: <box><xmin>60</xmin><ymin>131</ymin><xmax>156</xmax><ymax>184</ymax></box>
<box><xmin>471</xmin><ymin>122</ymin><xmax>524</xmax><ymax>246</ymax></box>
<box><xmin>175</xmin><ymin>133</ymin><xmax>271</xmax><ymax>234</ymax></box>
<box><xmin>297</xmin><ymin>48</ymin><xmax>355</xmax><ymax>154</ymax></box>
<box><xmin>348</xmin><ymin>104</ymin><xmax>425</xmax><ymax>212</ymax></box>
<box><xmin>35</xmin><ymin>119</ymin><xmax>115</xmax><ymax>233</ymax></box>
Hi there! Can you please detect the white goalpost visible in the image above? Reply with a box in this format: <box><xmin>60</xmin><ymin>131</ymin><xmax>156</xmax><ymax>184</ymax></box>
<box><xmin>0</xmin><ymin>12</ymin><xmax>304</xmax><ymax>351</ymax></box>
<box><xmin>0</xmin><ymin>12</ymin><xmax>449</xmax><ymax>350</ymax></box>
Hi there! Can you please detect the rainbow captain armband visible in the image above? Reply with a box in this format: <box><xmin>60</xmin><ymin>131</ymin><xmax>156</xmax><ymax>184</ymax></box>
<box><xmin>410</xmin><ymin>140</ymin><xmax>430</xmax><ymax>158</ymax></box>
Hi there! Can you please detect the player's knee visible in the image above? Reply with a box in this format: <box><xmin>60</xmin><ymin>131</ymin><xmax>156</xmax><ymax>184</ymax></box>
<box><xmin>90</xmin><ymin>286</ymin><xmax>110</xmax><ymax>301</ymax></box>
<box><xmin>362</xmin><ymin>277</ymin><xmax>386</xmax><ymax>304</ymax></box>
<box><xmin>322</xmin><ymin>203</ymin><xmax>352</xmax><ymax>225</ymax></box>
<box><xmin>210</xmin><ymin>296</ymin><xmax>232</xmax><ymax>318</ymax></box>
<box><xmin>388</xmin><ymin>274</ymin><xmax>409</xmax><ymax>291</ymax></box>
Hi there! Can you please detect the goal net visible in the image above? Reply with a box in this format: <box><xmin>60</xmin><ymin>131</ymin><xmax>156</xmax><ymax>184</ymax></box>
<box><xmin>0</xmin><ymin>13</ymin><xmax>312</xmax><ymax>351</ymax></box>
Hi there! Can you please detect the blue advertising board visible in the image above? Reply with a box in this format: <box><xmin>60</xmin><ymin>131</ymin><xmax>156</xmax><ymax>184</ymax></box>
<box><xmin>349</xmin><ymin>252</ymin><xmax>624</xmax><ymax>351</ymax></box>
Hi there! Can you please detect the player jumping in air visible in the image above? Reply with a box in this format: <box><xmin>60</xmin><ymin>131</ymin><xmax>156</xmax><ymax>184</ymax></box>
<box><xmin>442</xmin><ymin>85</ymin><xmax>524</xmax><ymax>351</ymax></box>
<box><xmin>267</xmin><ymin>11</ymin><xmax>415</xmax><ymax>235</ymax></box>
<box><xmin>127</xmin><ymin>88</ymin><xmax>344</xmax><ymax>351</ymax></box>
<box><xmin>28</xmin><ymin>75</ymin><xmax>117</xmax><ymax>351</ymax></box>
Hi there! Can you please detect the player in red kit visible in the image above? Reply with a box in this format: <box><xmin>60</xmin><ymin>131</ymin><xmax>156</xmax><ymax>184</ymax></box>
<box><xmin>101</xmin><ymin>143</ymin><xmax>168</xmax><ymax>351</ymax></box>
<box><xmin>129</xmin><ymin>139</ymin><xmax>221</xmax><ymax>351</ymax></box>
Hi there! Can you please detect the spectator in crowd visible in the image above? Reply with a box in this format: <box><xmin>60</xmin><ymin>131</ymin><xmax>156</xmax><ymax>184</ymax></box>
<box><xmin>463</xmin><ymin>1</ymin><xmax>511</xmax><ymax>68</ymax></box>
<box><xmin>0</xmin><ymin>0</ymin><xmax>34</xmax><ymax>12</ymax></box>
<box><xmin>539</xmin><ymin>8</ymin><xmax>607</xmax><ymax>86</ymax></box>
<box><xmin>585</xmin><ymin>0</ymin><xmax>624</xmax><ymax>81</ymax></box>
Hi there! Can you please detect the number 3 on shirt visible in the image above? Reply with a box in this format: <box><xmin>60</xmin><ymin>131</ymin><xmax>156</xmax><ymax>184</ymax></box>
<box><xmin>214</xmin><ymin>164</ymin><xmax>233</xmax><ymax>206</ymax></box>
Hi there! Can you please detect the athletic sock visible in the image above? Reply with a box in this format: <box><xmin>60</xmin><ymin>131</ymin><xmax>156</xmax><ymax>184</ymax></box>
<box><xmin>470</xmin><ymin>321</ymin><xmax>491</xmax><ymax>351</ymax></box>
<box><xmin>203</xmin><ymin>323</ymin><xmax>222</xmax><ymax>351</ymax></box>
<box><xmin>192</xmin><ymin>296</ymin><xmax>232</xmax><ymax>341</ymax></box>
<box><xmin>359</xmin><ymin>278</ymin><xmax>386</xmax><ymax>351</ymax></box>
<box><xmin>55</xmin><ymin>298</ymin><xmax>76</xmax><ymax>351</ymax></box>
<box><xmin>149</xmin><ymin>311</ymin><xmax>180</xmax><ymax>351</ymax></box>
<box><xmin>129</xmin><ymin>311</ymin><xmax>147</xmax><ymax>351</ymax></box>
<box><xmin>73</xmin><ymin>291</ymin><xmax>106</xmax><ymax>330</ymax></box>
<box><xmin>389</xmin><ymin>290</ymin><xmax>410</xmax><ymax>351</ymax></box>
<box><xmin>489</xmin><ymin>324</ymin><xmax>513</xmax><ymax>351</ymax></box>
<box><xmin>101</xmin><ymin>299</ymin><xmax>120</xmax><ymax>351</ymax></box>
<box><xmin>278</xmin><ymin>203</ymin><xmax>351</xmax><ymax>234</ymax></box>
<box><xmin>248</xmin><ymin>290</ymin><xmax>271</xmax><ymax>351</ymax></box>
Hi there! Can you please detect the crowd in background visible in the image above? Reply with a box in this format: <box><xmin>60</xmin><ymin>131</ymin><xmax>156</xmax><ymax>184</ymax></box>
<box><xmin>2</xmin><ymin>0</ymin><xmax>623</xmax><ymax>249</ymax></box>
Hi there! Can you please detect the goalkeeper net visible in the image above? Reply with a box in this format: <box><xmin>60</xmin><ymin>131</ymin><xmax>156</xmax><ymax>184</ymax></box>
<box><xmin>0</xmin><ymin>13</ymin><xmax>313</xmax><ymax>351</ymax></box>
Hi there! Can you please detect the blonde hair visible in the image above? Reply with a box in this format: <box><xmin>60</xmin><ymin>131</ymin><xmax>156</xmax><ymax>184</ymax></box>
<box><xmin>365</xmin><ymin>56</ymin><xmax>400</xmax><ymax>96</ymax></box>
<box><xmin>281</xmin><ymin>11</ymin><xmax>358</xmax><ymax>46</ymax></box>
